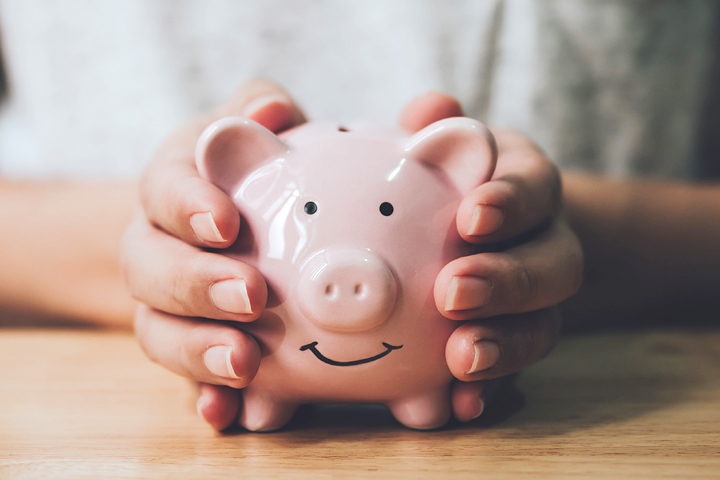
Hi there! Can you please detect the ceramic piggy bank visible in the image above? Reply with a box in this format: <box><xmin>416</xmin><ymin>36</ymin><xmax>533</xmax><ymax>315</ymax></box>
<box><xmin>196</xmin><ymin>116</ymin><xmax>496</xmax><ymax>430</ymax></box>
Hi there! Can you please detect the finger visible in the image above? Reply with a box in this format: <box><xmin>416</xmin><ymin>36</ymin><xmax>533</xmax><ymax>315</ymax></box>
<box><xmin>196</xmin><ymin>383</ymin><xmax>241</xmax><ymax>431</ymax></box>
<box><xmin>436</xmin><ymin>221</ymin><xmax>583</xmax><ymax>320</ymax></box>
<box><xmin>398</xmin><ymin>91</ymin><xmax>463</xmax><ymax>133</ymax></box>
<box><xmin>122</xmin><ymin>215</ymin><xmax>267</xmax><ymax>321</ymax></box>
<box><xmin>134</xmin><ymin>305</ymin><xmax>261</xmax><ymax>389</ymax></box>
<box><xmin>141</xmin><ymin>79</ymin><xmax>306</xmax><ymax>249</ymax></box>
<box><xmin>451</xmin><ymin>377</ymin><xmax>507</xmax><ymax>422</ymax></box>
<box><xmin>458</xmin><ymin>129</ymin><xmax>562</xmax><ymax>242</ymax></box>
<box><xmin>445</xmin><ymin>307</ymin><xmax>562</xmax><ymax>382</ymax></box>
<box><xmin>221</xmin><ymin>79</ymin><xmax>307</xmax><ymax>132</ymax></box>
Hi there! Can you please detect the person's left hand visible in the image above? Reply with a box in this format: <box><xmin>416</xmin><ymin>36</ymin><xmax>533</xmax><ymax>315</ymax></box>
<box><xmin>397</xmin><ymin>93</ymin><xmax>581</xmax><ymax>421</ymax></box>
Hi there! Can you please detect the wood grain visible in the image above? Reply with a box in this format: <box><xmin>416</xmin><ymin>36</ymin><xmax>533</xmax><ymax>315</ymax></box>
<box><xmin>1</xmin><ymin>327</ymin><xmax>719</xmax><ymax>479</ymax></box>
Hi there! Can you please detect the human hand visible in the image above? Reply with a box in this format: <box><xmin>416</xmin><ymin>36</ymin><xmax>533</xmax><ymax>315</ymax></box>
<box><xmin>124</xmin><ymin>85</ymin><xmax>581</xmax><ymax>430</ymax></box>
<box><xmin>122</xmin><ymin>80</ymin><xmax>307</xmax><ymax>427</ymax></box>
<box><xmin>401</xmin><ymin>92</ymin><xmax>582</xmax><ymax>421</ymax></box>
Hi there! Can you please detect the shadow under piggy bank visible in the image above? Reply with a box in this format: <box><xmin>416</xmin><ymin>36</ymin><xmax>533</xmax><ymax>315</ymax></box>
<box><xmin>220</xmin><ymin>328</ymin><xmax>708</xmax><ymax>436</ymax></box>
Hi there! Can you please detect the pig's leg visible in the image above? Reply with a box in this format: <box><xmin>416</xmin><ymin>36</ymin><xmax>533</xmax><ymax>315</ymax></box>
<box><xmin>239</xmin><ymin>386</ymin><xmax>298</xmax><ymax>431</ymax></box>
<box><xmin>388</xmin><ymin>386</ymin><xmax>451</xmax><ymax>430</ymax></box>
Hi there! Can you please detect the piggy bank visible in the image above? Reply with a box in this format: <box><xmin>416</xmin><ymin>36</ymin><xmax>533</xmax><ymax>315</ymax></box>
<box><xmin>196</xmin><ymin>116</ymin><xmax>496</xmax><ymax>430</ymax></box>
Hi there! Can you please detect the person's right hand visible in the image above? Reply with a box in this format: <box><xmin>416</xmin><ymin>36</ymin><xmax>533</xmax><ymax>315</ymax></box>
<box><xmin>121</xmin><ymin>80</ymin><xmax>307</xmax><ymax>428</ymax></box>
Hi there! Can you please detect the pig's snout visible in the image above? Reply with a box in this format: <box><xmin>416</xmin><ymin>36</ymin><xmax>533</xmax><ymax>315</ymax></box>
<box><xmin>296</xmin><ymin>248</ymin><xmax>397</xmax><ymax>332</ymax></box>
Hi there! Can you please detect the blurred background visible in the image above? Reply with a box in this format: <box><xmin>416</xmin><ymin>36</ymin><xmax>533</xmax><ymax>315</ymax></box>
<box><xmin>0</xmin><ymin>0</ymin><xmax>717</xmax><ymax>181</ymax></box>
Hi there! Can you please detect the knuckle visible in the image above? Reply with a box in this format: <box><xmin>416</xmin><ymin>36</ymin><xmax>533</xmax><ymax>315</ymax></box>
<box><xmin>170</xmin><ymin>178</ymin><xmax>193</xmax><ymax>221</ymax></box>
<box><xmin>118</xmin><ymin>250</ymin><xmax>134</xmax><ymax>293</ymax></box>
<box><xmin>538</xmin><ymin>156</ymin><xmax>560</xmax><ymax>183</ymax></box>
<box><xmin>529</xmin><ymin>161</ymin><xmax>561</xmax><ymax>216</ymax></box>
<box><xmin>516</xmin><ymin>264</ymin><xmax>540</xmax><ymax>307</ymax></box>
<box><xmin>173</xmin><ymin>253</ymin><xmax>217</xmax><ymax>317</ymax></box>
<box><xmin>547</xmin><ymin>166</ymin><xmax>563</xmax><ymax>209</ymax></box>
<box><xmin>178</xmin><ymin>339</ymin><xmax>193</xmax><ymax>372</ymax></box>
<box><xmin>132</xmin><ymin>307</ymin><xmax>147</xmax><ymax>338</ymax></box>
<box><xmin>495</xmin><ymin>128</ymin><xmax>526</xmax><ymax>149</ymax></box>
<box><xmin>120</xmin><ymin>253</ymin><xmax>143</xmax><ymax>302</ymax></box>
<box><xmin>502</xmin><ymin>179</ymin><xmax>521</xmax><ymax>204</ymax></box>
<box><xmin>168</xmin><ymin>261</ymin><xmax>192</xmax><ymax>314</ymax></box>
<box><xmin>133</xmin><ymin>307</ymin><xmax>159</xmax><ymax>364</ymax></box>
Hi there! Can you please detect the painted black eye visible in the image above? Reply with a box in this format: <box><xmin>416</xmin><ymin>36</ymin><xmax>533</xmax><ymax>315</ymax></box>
<box><xmin>304</xmin><ymin>201</ymin><xmax>318</xmax><ymax>215</ymax></box>
<box><xmin>379</xmin><ymin>202</ymin><xmax>394</xmax><ymax>216</ymax></box>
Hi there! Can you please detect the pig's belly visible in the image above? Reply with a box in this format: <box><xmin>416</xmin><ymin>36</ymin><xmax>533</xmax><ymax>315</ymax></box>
<box><xmin>241</xmin><ymin>310</ymin><xmax>457</xmax><ymax>405</ymax></box>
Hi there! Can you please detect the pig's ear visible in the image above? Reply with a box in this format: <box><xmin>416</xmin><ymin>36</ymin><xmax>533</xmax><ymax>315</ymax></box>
<box><xmin>405</xmin><ymin>117</ymin><xmax>497</xmax><ymax>195</ymax></box>
<box><xmin>196</xmin><ymin>117</ymin><xmax>290</xmax><ymax>195</ymax></box>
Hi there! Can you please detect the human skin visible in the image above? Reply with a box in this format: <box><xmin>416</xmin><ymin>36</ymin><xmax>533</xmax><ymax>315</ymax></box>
<box><xmin>3</xmin><ymin>164</ymin><xmax>715</xmax><ymax>334</ymax></box>
<box><xmin>0</xmin><ymin>180</ymin><xmax>137</xmax><ymax>327</ymax></box>
<box><xmin>122</xmin><ymin>80</ymin><xmax>582</xmax><ymax>428</ymax></box>
<box><xmin>3</xmin><ymin>83</ymin><xmax>716</xmax><ymax>428</ymax></box>
<box><xmin>3</xmin><ymin>171</ymin><xmax>713</xmax><ymax>333</ymax></box>
<box><xmin>561</xmin><ymin>173</ymin><xmax>720</xmax><ymax>328</ymax></box>
<box><xmin>121</xmin><ymin>91</ymin><xmax>720</xmax><ymax>427</ymax></box>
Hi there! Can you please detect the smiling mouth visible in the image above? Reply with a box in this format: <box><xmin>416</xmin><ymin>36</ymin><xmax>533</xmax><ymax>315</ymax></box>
<box><xmin>299</xmin><ymin>341</ymin><xmax>403</xmax><ymax>366</ymax></box>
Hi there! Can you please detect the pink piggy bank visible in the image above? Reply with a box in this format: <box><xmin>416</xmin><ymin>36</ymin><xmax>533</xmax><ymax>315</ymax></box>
<box><xmin>196</xmin><ymin>116</ymin><xmax>496</xmax><ymax>430</ymax></box>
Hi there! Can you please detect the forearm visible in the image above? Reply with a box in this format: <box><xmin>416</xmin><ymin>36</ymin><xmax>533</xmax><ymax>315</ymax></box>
<box><xmin>0</xmin><ymin>180</ymin><xmax>138</xmax><ymax>328</ymax></box>
<box><xmin>560</xmin><ymin>172</ymin><xmax>720</xmax><ymax>328</ymax></box>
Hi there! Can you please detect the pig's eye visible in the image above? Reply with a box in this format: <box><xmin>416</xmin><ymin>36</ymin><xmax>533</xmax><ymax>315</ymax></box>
<box><xmin>304</xmin><ymin>201</ymin><xmax>318</xmax><ymax>215</ymax></box>
<box><xmin>379</xmin><ymin>202</ymin><xmax>394</xmax><ymax>216</ymax></box>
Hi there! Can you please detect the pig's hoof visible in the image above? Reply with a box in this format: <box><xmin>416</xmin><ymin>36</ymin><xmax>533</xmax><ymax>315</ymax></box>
<box><xmin>388</xmin><ymin>388</ymin><xmax>451</xmax><ymax>430</ymax></box>
<box><xmin>239</xmin><ymin>390</ymin><xmax>297</xmax><ymax>432</ymax></box>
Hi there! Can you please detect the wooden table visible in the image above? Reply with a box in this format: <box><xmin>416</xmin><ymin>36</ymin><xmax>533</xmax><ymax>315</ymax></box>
<box><xmin>1</xmin><ymin>327</ymin><xmax>718</xmax><ymax>479</ymax></box>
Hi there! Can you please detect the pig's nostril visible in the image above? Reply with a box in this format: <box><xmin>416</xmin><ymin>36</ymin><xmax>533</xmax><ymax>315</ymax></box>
<box><xmin>354</xmin><ymin>283</ymin><xmax>366</xmax><ymax>298</ymax></box>
<box><xmin>325</xmin><ymin>284</ymin><xmax>338</xmax><ymax>299</ymax></box>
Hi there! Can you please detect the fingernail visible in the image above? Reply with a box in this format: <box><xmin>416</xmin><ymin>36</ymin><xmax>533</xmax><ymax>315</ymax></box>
<box><xmin>470</xmin><ymin>396</ymin><xmax>486</xmax><ymax>420</ymax></box>
<box><xmin>210</xmin><ymin>279</ymin><xmax>253</xmax><ymax>314</ymax></box>
<box><xmin>467</xmin><ymin>205</ymin><xmax>504</xmax><ymax>236</ymax></box>
<box><xmin>204</xmin><ymin>346</ymin><xmax>241</xmax><ymax>379</ymax></box>
<box><xmin>243</xmin><ymin>94</ymin><xmax>289</xmax><ymax>117</ymax></box>
<box><xmin>444</xmin><ymin>276</ymin><xmax>492</xmax><ymax>311</ymax></box>
<box><xmin>190</xmin><ymin>212</ymin><xmax>226</xmax><ymax>243</ymax></box>
<box><xmin>467</xmin><ymin>340</ymin><xmax>501</xmax><ymax>374</ymax></box>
